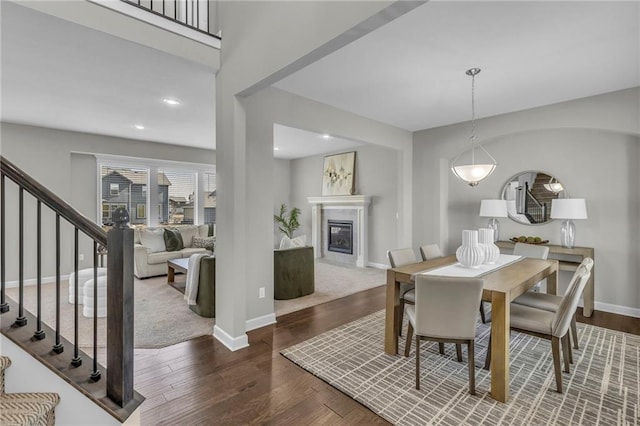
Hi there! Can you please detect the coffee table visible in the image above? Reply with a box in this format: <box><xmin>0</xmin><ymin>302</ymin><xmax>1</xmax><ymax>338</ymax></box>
<box><xmin>167</xmin><ymin>258</ymin><xmax>189</xmax><ymax>283</ymax></box>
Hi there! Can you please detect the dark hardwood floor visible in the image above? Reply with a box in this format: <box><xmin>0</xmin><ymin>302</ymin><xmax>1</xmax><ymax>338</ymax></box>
<box><xmin>134</xmin><ymin>286</ymin><xmax>639</xmax><ymax>425</ymax></box>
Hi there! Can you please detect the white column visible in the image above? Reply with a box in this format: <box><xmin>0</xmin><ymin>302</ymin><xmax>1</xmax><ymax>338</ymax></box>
<box><xmin>310</xmin><ymin>203</ymin><xmax>321</xmax><ymax>259</ymax></box>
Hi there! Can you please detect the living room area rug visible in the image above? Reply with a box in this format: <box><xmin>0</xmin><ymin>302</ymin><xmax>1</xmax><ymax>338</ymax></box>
<box><xmin>281</xmin><ymin>310</ymin><xmax>639</xmax><ymax>425</ymax></box>
<box><xmin>6</xmin><ymin>275</ymin><xmax>214</xmax><ymax>349</ymax></box>
<box><xmin>5</xmin><ymin>259</ymin><xmax>384</xmax><ymax>350</ymax></box>
<box><xmin>275</xmin><ymin>259</ymin><xmax>386</xmax><ymax>317</ymax></box>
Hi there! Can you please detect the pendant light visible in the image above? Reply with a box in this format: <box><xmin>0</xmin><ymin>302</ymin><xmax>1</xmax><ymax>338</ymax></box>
<box><xmin>451</xmin><ymin>68</ymin><xmax>497</xmax><ymax>187</ymax></box>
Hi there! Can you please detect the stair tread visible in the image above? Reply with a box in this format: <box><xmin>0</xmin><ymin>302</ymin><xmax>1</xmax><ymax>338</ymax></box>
<box><xmin>0</xmin><ymin>396</ymin><xmax>58</xmax><ymax>426</ymax></box>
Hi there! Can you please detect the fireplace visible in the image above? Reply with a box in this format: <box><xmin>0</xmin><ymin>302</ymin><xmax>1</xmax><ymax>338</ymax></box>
<box><xmin>307</xmin><ymin>195</ymin><xmax>370</xmax><ymax>267</ymax></box>
<box><xmin>327</xmin><ymin>220</ymin><xmax>353</xmax><ymax>254</ymax></box>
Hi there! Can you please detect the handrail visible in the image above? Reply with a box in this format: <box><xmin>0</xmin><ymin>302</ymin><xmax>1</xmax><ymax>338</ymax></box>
<box><xmin>0</xmin><ymin>156</ymin><xmax>106</xmax><ymax>246</ymax></box>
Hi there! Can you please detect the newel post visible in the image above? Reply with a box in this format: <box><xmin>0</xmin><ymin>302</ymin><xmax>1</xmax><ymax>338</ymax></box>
<box><xmin>106</xmin><ymin>207</ymin><xmax>134</xmax><ymax>407</ymax></box>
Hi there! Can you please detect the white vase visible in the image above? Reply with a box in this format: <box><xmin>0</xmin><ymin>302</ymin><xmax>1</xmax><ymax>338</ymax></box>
<box><xmin>478</xmin><ymin>228</ymin><xmax>500</xmax><ymax>264</ymax></box>
<box><xmin>456</xmin><ymin>230</ymin><xmax>485</xmax><ymax>268</ymax></box>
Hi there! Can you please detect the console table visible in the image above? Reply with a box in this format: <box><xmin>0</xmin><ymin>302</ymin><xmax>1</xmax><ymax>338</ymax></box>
<box><xmin>496</xmin><ymin>241</ymin><xmax>595</xmax><ymax>317</ymax></box>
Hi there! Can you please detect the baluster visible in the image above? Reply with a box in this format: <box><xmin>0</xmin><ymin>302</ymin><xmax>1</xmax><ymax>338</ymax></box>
<box><xmin>33</xmin><ymin>200</ymin><xmax>45</xmax><ymax>340</ymax></box>
<box><xmin>90</xmin><ymin>240</ymin><xmax>101</xmax><ymax>382</ymax></box>
<box><xmin>14</xmin><ymin>187</ymin><xmax>26</xmax><ymax>327</ymax></box>
<box><xmin>71</xmin><ymin>227</ymin><xmax>82</xmax><ymax>367</ymax></box>
<box><xmin>174</xmin><ymin>0</ymin><xmax>177</xmax><ymax>21</ymax></box>
<box><xmin>0</xmin><ymin>174</ymin><xmax>8</xmax><ymax>313</ymax></box>
<box><xmin>52</xmin><ymin>214</ymin><xmax>63</xmax><ymax>354</ymax></box>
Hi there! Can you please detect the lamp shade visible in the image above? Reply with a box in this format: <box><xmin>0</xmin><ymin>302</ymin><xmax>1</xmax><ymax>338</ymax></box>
<box><xmin>550</xmin><ymin>198</ymin><xmax>588</xmax><ymax>220</ymax></box>
<box><xmin>479</xmin><ymin>199</ymin><xmax>508</xmax><ymax>218</ymax></box>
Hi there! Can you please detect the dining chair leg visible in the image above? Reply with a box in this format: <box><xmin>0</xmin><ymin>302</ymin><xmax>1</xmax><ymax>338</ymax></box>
<box><xmin>438</xmin><ymin>342</ymin><xmax>445</xmax><ymax>355</ymax></box>
<box><xmin>415</xmin><ymin>335</ymin><xmax>421</xmax><ymax>390</ymax></box>
<box><xmin>551</xmin><ymin>336</ymin><xmax>563</xmax><ymax>393</ymax></box>
<box><xmin>398</xmin><ymin>299</ymin><xmax>406</xmax><ymax>337</ymax></box>
<box><xmin>562</xmin><ymin>334</ymin><xmax>572</xmax><ymax>372</ymax></box>
<box><xmin>570</xmin><ymin>315</ymin><xmax>579</xmax><ymax>350</ymax></box>
<box><xmin>483</xmin><ymin>334</ymin><xmax>491</xmax><ymax>371</ymax></box>
<box><xmin>468</xmin><ymin>341</ymin><xmax>476</xmax><ymax>395</ymax></box>
<box><xmin>404</xmin><ymin>323</ymin><xmax>414</xmax><ymax>357</ymax></box>
<box><xmin>456</xmin><ymin>344</ymin><xmax>462</xmax><ymax>362</ymax></box>
<box><xmin>479</xmin><ymin>302</ymin><xmax>486</xmax><ymax>324</ymax></box>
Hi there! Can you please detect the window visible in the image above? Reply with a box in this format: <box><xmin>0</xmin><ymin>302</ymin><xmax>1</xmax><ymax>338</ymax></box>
<box><xmin>98</xmin><ymin>158</ymin><xmax>214</xmax><ymax>227</ymax></box>
<box><xmin>137</xmin><ymin>204</ymin><xmax>146</xmax><ymax>219</ymax></box>
<box><xmin>100</xmin><ymin>166</ymin><xmax>148</xmax><ymax>225</ymax></box>
<box><xmin>159</xmin><ymin>169</ymin><xmax>196</xmax><ymax>225</ymax></box>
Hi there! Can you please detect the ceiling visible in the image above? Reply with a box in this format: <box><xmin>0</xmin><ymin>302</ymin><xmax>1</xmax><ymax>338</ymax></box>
<box><xmin>1</xmin><ymin>1</ymin><xmax>638</xmax><ymax>159</ymax></box>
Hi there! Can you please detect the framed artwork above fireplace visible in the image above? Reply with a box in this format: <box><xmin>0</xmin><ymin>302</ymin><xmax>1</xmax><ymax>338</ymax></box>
<box><xmin>322</xmin><ymin>151</ymin><xmax>356</xmax><ymax>196</ymax></box>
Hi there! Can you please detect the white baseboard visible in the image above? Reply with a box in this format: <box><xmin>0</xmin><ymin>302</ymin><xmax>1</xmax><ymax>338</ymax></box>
<box><xmin>6</xmin><ymin>275</ymin><xmax>70</xmax><ymax>289</ymax></box>
<box><xmin>246</xmin><ymin>313</ymin><xmax>277</xmax><ymax>332</ymax></box>
<box><xmin>366</xmin><ymin>262</ymin><xmax>388</xmax><ymax>269</ymax></box>
<box><xmin>593</xmin><ymin>301</ymin><xmax>640</xmax><ymax>318</ymax></box>
<box><xmin>213</xmin><ymin>325</ymin><xmax>249</xmax><ymax>351</ymax></box>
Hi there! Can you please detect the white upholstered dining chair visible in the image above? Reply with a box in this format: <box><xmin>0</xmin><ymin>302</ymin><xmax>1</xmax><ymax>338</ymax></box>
<box><xmin>513</xmin><ymin>242</ymin><xmax>550</xmax><ymax>292</ymax></box>
<box><xmin>405</xmin><ymin>275</ymin><xmax>484</xmax><ymax>394</ymax></box>
<box><xmin>419</xmin><ymin>244</ymin><xmax>444</xmax><ymax>261</ymax></box>
<box><xmin>387</xmin><ymin>248</ymin><xmax>418</xmax><ymax>338</ymax></box>
<box><xmin>484</xmin><ymin>261</ymin><xmax>592</xmax><ymax>393</ymax></box>
<box><xmin>512</xmin><ymin>257</ymin><xmax>594</xmax><ymax>350</ymax></box>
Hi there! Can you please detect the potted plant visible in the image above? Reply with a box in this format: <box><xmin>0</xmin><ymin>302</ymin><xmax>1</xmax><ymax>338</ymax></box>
<box><xmin>273</xmin><ymin>203</ymin><xmax>301</xmax><ymax>239</ymax></box>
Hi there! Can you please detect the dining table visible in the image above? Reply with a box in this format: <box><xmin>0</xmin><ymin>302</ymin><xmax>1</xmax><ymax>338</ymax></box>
<box><xmin>384</xmin><ymin>254</ymin><xmax>559</xmax><ymax>403</ymax></box>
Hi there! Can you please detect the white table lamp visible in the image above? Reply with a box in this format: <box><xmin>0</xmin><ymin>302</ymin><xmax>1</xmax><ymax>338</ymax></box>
<box><xmin>479</xmin><ymin>199</ymin><xmax>508</xmax><ymax>242</ymax></box>
<box><xmin>550</xmin><ymin>198</ymin><xmax>587</xmax><ymax>248</ymax></box>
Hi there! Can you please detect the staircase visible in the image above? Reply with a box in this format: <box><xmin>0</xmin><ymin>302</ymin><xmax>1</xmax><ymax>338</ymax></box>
<box><xmin>0</xmin><ymin>356</ymin><xmax>60</xmax><ymax>426</ymax></box>
<box><xmin>0</xmin><ymin>156</ymin><xmax>143</xmax><ymax>424</ymax></box>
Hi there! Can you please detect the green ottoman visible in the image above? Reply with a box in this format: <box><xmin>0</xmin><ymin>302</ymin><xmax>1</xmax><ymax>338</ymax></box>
<box><xmin>274</xmin><ymin>246</ymin><xmax>315</xmax><ymax>300</ymax></box>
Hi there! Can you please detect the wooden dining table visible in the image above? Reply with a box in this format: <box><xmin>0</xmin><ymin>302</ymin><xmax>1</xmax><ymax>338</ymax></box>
<box><xmin>384</xmin><ymin>254</ymin><xmax>558</xmax><ymax>403</ymax></box>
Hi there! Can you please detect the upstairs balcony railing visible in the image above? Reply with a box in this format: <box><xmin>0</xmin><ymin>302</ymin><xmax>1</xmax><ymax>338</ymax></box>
<box><xmin>121</xmin><ymin>0</ymin><xmax>220</xmax><ymax>39</ymax></box>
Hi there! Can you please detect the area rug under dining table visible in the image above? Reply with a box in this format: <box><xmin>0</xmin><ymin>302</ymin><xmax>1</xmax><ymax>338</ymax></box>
<box><xmin>281</xmin><ymin>310</ymin><xmax>639</xmax><ymax>425</ymax></box>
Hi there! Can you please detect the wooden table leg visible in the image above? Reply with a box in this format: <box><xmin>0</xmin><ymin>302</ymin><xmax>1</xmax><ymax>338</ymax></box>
<box><xmin>384</xmin><ymin>269</ymin><xmax>400</xmax><ymax>355</ymax></box>
<box><xmin>490</xmin><ymin>291</ymin><xmax>510</xmax><ymax>403</ymax></box>
<box><xmin>547</xmin><ymin>266</ymin><xmax>558</xmax><ymax>296</ymax></box>
<box><xmin>168</xmin><ymin>266</ymin><xmax>175</xmax><ymax>283</ymax></box>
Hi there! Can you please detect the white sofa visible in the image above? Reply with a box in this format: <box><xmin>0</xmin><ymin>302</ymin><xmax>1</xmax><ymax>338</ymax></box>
<box><xmin>134</xmin><ymin>224</ymin><xmax>214</xmax><ymax>278</ymax></box>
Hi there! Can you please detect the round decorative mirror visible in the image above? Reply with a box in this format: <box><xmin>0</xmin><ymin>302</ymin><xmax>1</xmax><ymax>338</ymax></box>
<box><xmin>501</xmin><ymin>171</ymin><xmax>565</xmax><ymax>225</ymax></box>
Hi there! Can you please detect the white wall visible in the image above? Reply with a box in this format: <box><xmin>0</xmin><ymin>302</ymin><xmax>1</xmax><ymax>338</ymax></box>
<box><xmin>413</xmin><ymin>88</ymin><xmax>640</xmax><ymax>315</ymax></box>
<box><xmin>213</xmin><ymin>0</ymin><xmax>420</xmax><ymax>348</ymax></box>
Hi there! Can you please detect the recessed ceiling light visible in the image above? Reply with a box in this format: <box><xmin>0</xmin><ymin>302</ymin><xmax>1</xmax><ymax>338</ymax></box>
<box><xmin>322</xmin><ymin>134</ymin><xmax>331</xmax><ymax>139</ymax></box>
<box><xmin>134</xmin><ymin>124</ymin><xmax>145</xmax><ymax>130</ymax></box>
<box><xmin>162</xmin><ymin>98</ymin><xmax>181</xmax><ymax>106</ymax></box>
<box><xmin>274</xmin><ymin>147</ymin><xmax>280</xmax><ymax>151</ymax></box>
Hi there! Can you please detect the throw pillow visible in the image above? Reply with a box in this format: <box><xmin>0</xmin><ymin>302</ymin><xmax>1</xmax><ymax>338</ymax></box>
<box><xmin>178</xmin><ymin>226</ymin><xmax>200</xmax><ymax>248</ymax></box>
<box><xmin>193</xmin><ymin>236</ymin><xmax>215</xmax><ymax>251</ymax></box>
<box><xmin>139</xmin><ymin>228</ymin><xmax>166</xmax><ymax>253</ymax></box>
<box><xmin>163</xmin><ymin>228</ymin><xmax>184</xmax><ymax>252</ymax></box>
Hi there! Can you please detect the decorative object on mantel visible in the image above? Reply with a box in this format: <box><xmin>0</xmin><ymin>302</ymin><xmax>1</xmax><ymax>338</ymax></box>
<box><xmin>322</xmin><ymin>151</ymin><xmax>356</xmax><ymax>196</ymax></box>
<box><xmin>456</xmin><ymin>230</ymin><xmax>485</xmax><ymax>268</ymax></box>
<box><xmin>451</xmin><ymin>68</ymin><xmax>497</xmax><ymax>187</ymax></box>
<box><xmin>509</xmin><ymin>236</ymin><xmax>549</xmax><ymax>245</ymax></box>
<box><xmin>551</xmin><ymin>198</ymin><xmax>588</xmax><ymax>248</ymax></box>
<box><xmin>478</xmin><ymin>228</ymin><xmax>500</xmax><ymax>264</ymax></box>
<box><xmin>479</xmin><ymin>199</ymin><xmax>507</xmax><ymax>241</ymax></box>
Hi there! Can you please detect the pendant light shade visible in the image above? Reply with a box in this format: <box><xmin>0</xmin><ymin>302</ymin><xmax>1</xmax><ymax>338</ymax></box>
<box><xmin>451</xmin><ymin>68</ymin><xmax>497</xmax><ymax>187</ymax></box>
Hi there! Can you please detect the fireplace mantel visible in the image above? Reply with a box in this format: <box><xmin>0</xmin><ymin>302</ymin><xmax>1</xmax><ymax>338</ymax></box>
<box><xmin>307</xmin><ymin>195</ymin><xmax>370</xmax><ymax>267</ymax></box>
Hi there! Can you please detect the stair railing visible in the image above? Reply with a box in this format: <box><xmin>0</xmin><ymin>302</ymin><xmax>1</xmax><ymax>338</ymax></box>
<box><xmin>0</xmin><ymin>156</ymin><xmax>141</xmax><ymax>417</ymax></box>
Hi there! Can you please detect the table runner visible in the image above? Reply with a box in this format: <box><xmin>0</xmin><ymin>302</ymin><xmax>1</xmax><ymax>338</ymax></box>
<box><xmin>415</xmin><ymin>254</ymin><xmax>523</xmax><ymax>278</ymax></box>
